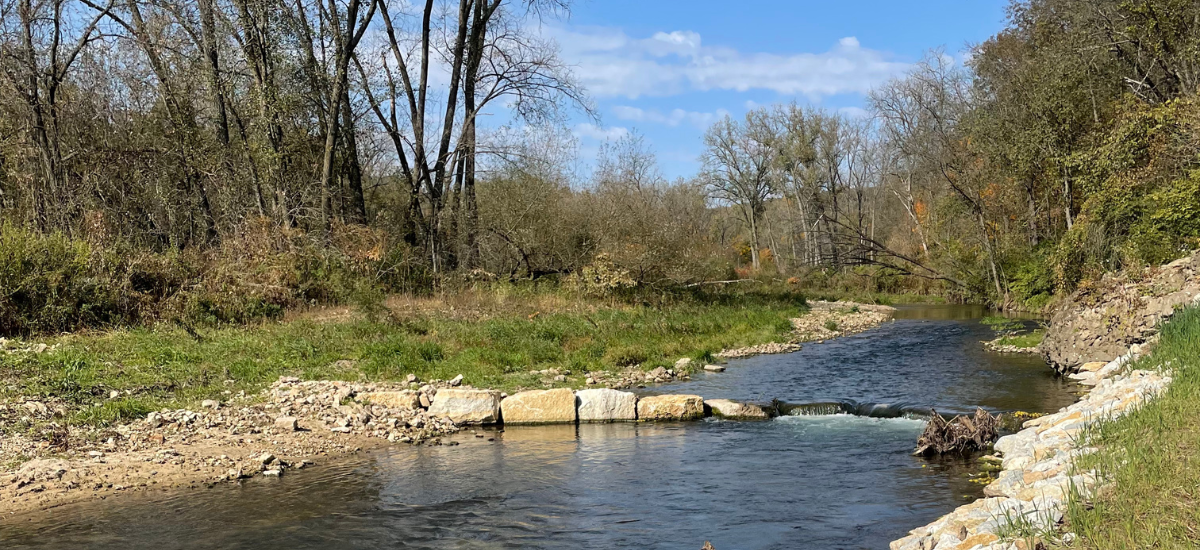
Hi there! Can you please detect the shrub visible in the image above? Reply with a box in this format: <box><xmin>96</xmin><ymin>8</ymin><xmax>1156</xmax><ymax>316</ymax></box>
<box><xmin>0</xmin><ymin>224</ymin><xmax>124</xmax><ymax>334</ymax></box>
<box><xmin>0</xmin><ymin>222</ymin><xmax>425</xmax><ymax>336</ymax></box>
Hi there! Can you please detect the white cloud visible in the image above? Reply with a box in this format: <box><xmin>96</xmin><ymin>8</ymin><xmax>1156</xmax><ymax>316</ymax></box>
<box><xmin>545</xmin><ymin>27</ymin><xmax>910</xmax><ymax>99</ymax></box>
<box><xmin>838</xmin><ymin>106</ymin><xmax>870</xmax><ymax>119</ymax></box>
<box><xmin>572</xmin><ymin>122</ymin><xmax>628</xmax><ymax>141</ymax></box>
<box><xmin>610</xmin><ymin>106</ymin><xmax>729</xmax><ymax>129</ymax></box>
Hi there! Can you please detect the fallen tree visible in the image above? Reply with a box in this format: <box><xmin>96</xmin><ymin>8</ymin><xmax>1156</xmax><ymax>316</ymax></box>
<box><xmin>913</xmin><ymin>408</ymin><xmax>999</xmax><ymax>456</ymax></box>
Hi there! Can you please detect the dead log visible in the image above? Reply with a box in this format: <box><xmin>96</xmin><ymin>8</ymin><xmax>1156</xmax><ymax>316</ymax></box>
<box><xmin>913</xmin><ymin>408</ymin><xmax>1000</xmax><ymax>456</ymax></box>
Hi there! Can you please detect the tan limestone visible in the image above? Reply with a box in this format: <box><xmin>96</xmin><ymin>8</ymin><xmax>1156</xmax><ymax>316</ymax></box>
<box><xmin>637</xmin><ymin>394</ymin><xmax>704</xmax><ymax>421</ymax></box>
<box><xmin>500</xmin><ymin>389</ymin><xmax>578</xmax><ymax>424</ymax></box>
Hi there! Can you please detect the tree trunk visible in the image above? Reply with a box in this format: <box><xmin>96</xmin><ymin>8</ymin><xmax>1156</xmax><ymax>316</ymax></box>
<box><xmin>340</xmin><ymin>90</ymin><xmax>367</xmax><ymax>224</ymax></box>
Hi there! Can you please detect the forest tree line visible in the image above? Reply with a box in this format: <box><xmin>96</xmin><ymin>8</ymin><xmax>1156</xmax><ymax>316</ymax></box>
<box><xmin>700</xmin><ymin>0</ymin><xmax>1200</xmax><ymax>308</ymax></box>
<box><xmin>1</xmin><ymin>0</ymin><xmax>1200</xmax><ymax>334</ymax></box>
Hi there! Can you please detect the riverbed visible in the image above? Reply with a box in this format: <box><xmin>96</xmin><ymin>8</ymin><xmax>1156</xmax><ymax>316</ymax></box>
<box><xmin>0</xmin><ymin>305</ymin><xmax>1077</xmax><ymax>549</ymax></box>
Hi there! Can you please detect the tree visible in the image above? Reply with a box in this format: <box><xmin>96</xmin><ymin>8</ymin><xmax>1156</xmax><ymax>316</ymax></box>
<box><xmin>701</xmin><ymin>111</ymin><xmax>776</xmax><ymax>270</ymax></box>
<box><xmin>0</xmin><ymin>0</ymin><xmax>110</xmax><ymax>231</ymax></box>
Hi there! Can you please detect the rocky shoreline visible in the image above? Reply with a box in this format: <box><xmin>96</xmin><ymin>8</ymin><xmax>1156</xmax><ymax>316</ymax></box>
<box><xmin>0</xmin><ymin>300</ymin><xmax>895</xmax><ymax>517</ymax></box>
<box><xmin>893</xmin><ymin>253</ymin><xmax>1200</xmax><ymax>550</ymax></box>
<box><xmin>982</xmin><ymin>338</ymin><xmax>1041</xmax><ymax>354</ymax></box>
<box><xmin>890</xmin><ymin>346</ymin><xmax>1170</xmax><ymax>550</ymax></box>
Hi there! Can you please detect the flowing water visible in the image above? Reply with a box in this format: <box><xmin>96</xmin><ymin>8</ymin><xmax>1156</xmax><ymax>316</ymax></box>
<box><xmin>0</xmin><ymin>305</ymin><xmax>1077</xmax><ymax>550</ymax></box>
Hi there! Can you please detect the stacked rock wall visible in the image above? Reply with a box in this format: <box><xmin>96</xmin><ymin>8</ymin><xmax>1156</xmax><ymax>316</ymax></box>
<box><xmin>1040</xmin><ymin>251</ymin><xmax>1200</xmax><ymax>372</ymax></box>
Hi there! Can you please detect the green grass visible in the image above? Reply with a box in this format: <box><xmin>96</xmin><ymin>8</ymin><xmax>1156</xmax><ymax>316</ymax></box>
<box><xmin>1059</xmin><ymin>306</ymin><xmax>1200</xmax><ymax>549</ymax></box>
<box><xmin>806</xmin><ymin>291</ymin><xmax>947</xmax><ymax>306</ymax></box>
<box><xmin>0</xmin><ymin>291</ymin><xmax>807</xmax><ymax>429</ymax></box>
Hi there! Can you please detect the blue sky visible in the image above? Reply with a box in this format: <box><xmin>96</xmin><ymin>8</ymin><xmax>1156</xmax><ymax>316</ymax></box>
<box><xmin>542</xmin><ymin>0</ymin><xmax>1011</xmax><ymax>179</ymax></box>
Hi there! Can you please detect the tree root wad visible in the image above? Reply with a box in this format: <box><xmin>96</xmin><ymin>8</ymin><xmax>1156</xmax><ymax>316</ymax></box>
<box><xmin>913</xmin><ymin>408</ymin><xmax>1000</xmax><ymax>456</ymax></box>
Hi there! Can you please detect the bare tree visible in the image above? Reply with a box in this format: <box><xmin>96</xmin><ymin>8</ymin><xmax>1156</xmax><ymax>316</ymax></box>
<box><xmin>0</xmin><ymin>0</ymin><xmax>110</xmax><ymax>230</ymax></box>
<box><xmin>701</xmin><ymin>112</ymin><xmax>776</xmax><ymax>270</ymax></box>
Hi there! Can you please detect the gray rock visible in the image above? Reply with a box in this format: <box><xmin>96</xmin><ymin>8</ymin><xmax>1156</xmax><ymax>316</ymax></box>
<box><xmin>428</xmin><ymin>389</ymin><xmax>502</xmax><ymax>424</ymax></box>
<box><xmin>703</xmin><ymin>364</ymin><xmax>726</xmax><ymax>372</ymax></box>
<box><xmin>576</xmin><ymin>389</ymin><xmax>638</xmax><ymax>422</ymax></box>
<box><xmin>706</xmin><ymin>399</ymin><xmax>768</xmax><ymax>419</ymax></box>
<box><xmin>275</xmin><ymin>416</ymin><xmax>299</xmax><ymax>431</ymax></box>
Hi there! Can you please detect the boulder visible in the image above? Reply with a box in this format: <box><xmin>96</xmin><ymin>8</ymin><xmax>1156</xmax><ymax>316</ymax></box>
<box><xmin>428</xmin><ymin>389</ymin><xmax>502</xmax><ymax>424</ymax></box>
<box><xmin>358</xmin><ymin>391</ymin><xmax>422</xmax><ymax>410</ymax></box>
<box><xmin>500</xmin><ymin>388</ymin><xmax>577</xmax><ymax>424</ymax></box>
<box><xmin>705</xmin><ymin>399</ymin><xmax>768</xmax><ymax>419</ymax></box>
<box><xmin>576</xmin><ymin>389</ymin><xmax>638</xmax><ymax>422</ymax></box>
<box><xmin>274</xmin><ymin>416</ymin><xmax>299</xmax><ymax>431</ymax></box>
<box><xmin>703</xmin><ymin>364</ymin><xmax>726</xmax><ymax>372</ymax></box>
<box><xmin>637</xmin><ymin>394</ymin><xmax>704</xmax><ymax>421</ymax></box>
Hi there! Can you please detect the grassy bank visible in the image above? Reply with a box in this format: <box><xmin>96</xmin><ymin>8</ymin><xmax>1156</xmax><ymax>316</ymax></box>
<box><xmin>1062</xmin><ymin>306</ymin><xmax>1200</xmax><ymax>548</ymax></box>
<box><xmin>0</xmin><ymin>288</ymin><xmax>806</xmax><ymax>430</ymax></box>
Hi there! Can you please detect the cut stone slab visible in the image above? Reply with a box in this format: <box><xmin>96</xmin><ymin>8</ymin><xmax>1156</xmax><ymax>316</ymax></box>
<box><xmin>428</xmin><ymin>389</ymin><xmax>502</xmax><ymax>424</ymax></box>
<box><xmin>576</xmin><ymin>389</ymin><xmax>638</xmax><ymax>422</ymax></box>
<box><xmin>357</xmin><ymin>391</ymin><xmax>421</xmax><ymax>410</ymax></box>
<box><xmin>637</xmin><ymin>394</ymin><xmax>704</xmax><ymax>421</ymax></box>
<box><xmin>705</xmin><ymin>399</ymin><xmax>768</xmax><ymax>419</ymax></box>
<box><xmin>703</xmin><ymin>364</ymin><xmax>726</xmax><ymax>372</ymax></box>
<box><xmin>500</xmin><ymin>388</ymin><xmax>577</xmax><ymax>424</ymax></box>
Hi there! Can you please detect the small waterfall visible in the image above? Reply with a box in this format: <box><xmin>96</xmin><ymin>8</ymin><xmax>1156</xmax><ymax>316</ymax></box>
<box><xmin>773</xmin><ymin>400</ymin><xmax>930</xmax><ymax>419</ymax></box>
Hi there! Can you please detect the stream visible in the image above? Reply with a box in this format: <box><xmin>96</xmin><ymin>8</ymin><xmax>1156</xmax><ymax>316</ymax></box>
<box><xmin>0</xmin><ymin>305</ymin><xmax>1077</xmax><ymax>550</ymax></box>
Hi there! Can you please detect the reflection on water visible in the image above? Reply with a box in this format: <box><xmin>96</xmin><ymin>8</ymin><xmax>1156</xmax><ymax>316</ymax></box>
<box><xmin>0</xmin><ymin>306</ymin><xmax>1076</xmax><ymax>550</ymax></box>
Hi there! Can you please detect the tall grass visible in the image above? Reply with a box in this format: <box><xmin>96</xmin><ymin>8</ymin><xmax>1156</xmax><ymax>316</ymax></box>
<box><xmin>1062</xmin><ymin>305</ymin><xmax>1200</xmax><ymax>548</ymax></box>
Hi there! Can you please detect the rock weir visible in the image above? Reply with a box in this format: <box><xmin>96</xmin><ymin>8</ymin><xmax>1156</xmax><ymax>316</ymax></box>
<box><xmin>705</xmin><ymin>399</ymin><xmax>769</xmax><ymax>420</ymax></box>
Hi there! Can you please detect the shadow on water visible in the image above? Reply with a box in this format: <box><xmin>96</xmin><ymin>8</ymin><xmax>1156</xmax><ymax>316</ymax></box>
<box><xmin>0</xmin><ymin>305</ymin><xmax>1077</xmax><ymax>550</ymax></box>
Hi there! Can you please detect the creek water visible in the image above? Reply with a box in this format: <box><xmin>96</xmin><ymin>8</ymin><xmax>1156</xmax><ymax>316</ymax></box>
<box><xmin>0</xmin><ymin>305</ymin><xmax>1077</xmax><ymax>550</ymax></box>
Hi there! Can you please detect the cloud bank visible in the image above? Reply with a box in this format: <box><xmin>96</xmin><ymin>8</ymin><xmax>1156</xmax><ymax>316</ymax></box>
<box><xmin>546</xmin><ymin>27</ymin><xmax>910</xmax><ymax>99</ymax></box>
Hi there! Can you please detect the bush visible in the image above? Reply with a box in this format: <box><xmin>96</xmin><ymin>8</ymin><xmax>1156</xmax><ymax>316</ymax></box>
<box><xmin>0</xmin><ymin>224</ymin><xmax>124</xmax><ymax>334</ymax></box>
<box><xmin>0</xmin><ymin>222</ymin><xmax>424</xmax><ymax>336</ymax></box>
<box><xmin>1054</xmin><ymin>98</ymin><xmax>1200</xmax><ymax>291</ymax></box>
